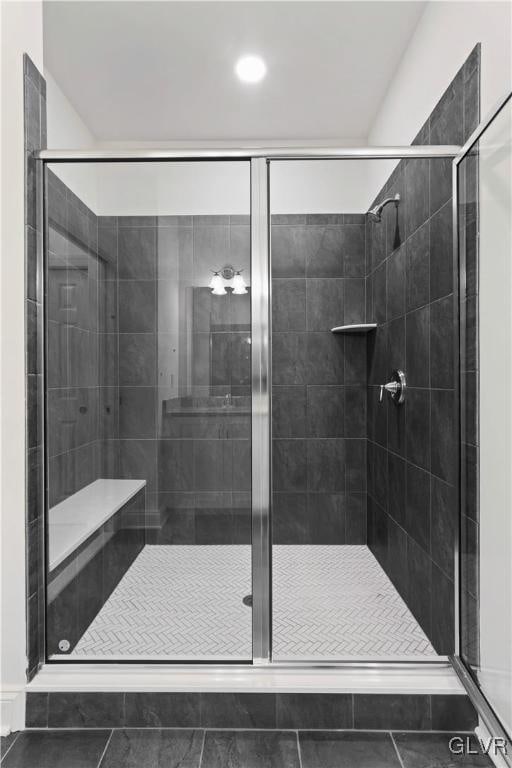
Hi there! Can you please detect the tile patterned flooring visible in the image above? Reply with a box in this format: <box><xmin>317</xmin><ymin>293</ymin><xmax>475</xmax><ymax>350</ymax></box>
<box><xmin>71</xmin><ymin>544</ymin><xmax>436</xmax><ymax>660</ymax></box>
<box><xmin>0</xmin><ymin>729</ymin><xmax>494</xmax><ymax>768</ymax></box>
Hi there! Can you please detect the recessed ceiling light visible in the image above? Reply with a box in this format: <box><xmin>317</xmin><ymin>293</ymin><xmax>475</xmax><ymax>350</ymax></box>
<box><xmin>235</xmin><ymin>55</ymin><xmax>266</xmax><ymax>84</ymax></box>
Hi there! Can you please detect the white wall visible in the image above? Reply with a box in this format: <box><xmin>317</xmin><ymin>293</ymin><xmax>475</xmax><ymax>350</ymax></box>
<box><xmin>367</xmin><ymin>0</ymin><xmax>512</xmax><ymax>196</ymax></box>
<box><xmin>478</xmin><ymin>98</ymin><xmax>512</xmax><ymax>738</ymax></box>
<box><xmin>0</xmin><ymin>0</ymin><xmax>43</xmax><ymax>735</ymax></box>
<box><xmin>45</xmin><ymin>70</ymin><xmax>98</xmax><ymax>210</ymax></box>
<box><xmin>46</xmin><ymin>69</ymin><xmax>372</xmax><ymax>215</ymax></box>
<box><xmin>46</xmin><ymin>158</ymin><xmax>374</xmax><ymax>217</ymax></box>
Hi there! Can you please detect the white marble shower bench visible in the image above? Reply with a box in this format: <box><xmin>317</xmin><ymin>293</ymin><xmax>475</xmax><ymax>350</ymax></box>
<box><xmin>48</xmin><ymin>478</ymin><xmax>146</xmax><ymax>572</ymax></box>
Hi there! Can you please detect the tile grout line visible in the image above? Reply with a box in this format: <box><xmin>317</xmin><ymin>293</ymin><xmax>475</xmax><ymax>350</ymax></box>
<box><xmin>95</xmin><ymin>729</ymin><xmax>114</xmax><ymax>768</ymax></box>
<box><xmin>198</xmin><ymin>728</ymin><xmax>207</xmax><ymax>768</ymax></box>
<box><xmin>389</xmin><ymin>731</ymin><xmax>407</xmax><ymax>768</ymax></box>
<box><xmin>1</xmin><ymin>732</ymin><xmax>21</xmax><ymax>763</ymax></box>
<box><xmin>295</xmin><ymin>730</ymin><xmax>303</xmax><ymax>768</ymax></box>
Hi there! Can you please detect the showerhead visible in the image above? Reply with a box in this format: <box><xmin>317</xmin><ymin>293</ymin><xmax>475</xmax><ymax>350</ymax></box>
<box><xmin>367</xmin><ymin>193</ymin><xmax>400</xmax><ymax>223</ymax></box>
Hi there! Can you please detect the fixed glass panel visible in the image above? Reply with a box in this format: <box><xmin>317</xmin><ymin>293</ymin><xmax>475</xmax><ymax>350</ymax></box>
<box><xmin>459</xmin><ymin>96</ymin><xmax>512</xmax><ymax>735</ymax></box>
<box><xmin>45</xmin><ymin>161</ymin><xmax>252</xmax><ymax>661</ymax></box>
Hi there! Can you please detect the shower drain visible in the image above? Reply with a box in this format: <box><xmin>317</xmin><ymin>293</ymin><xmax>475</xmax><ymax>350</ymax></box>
<box><xmin>242</xmin><ymin>594</ymin><xmax>252</xmax><ymax>607</ymax></box>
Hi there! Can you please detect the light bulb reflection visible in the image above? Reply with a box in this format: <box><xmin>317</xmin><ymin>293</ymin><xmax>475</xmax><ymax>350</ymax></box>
<box><xmin>210</xmin><ymin>272</ymin><xmax>227</xmax><ymax>295</ymax></box>
<box><xmin>232</xmin><ymin>272</ymin><xmax>247</xmax><ymax>295</ymax></box>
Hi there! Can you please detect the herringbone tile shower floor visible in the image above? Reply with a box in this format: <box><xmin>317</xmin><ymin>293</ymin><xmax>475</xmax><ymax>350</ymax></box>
<box><xmin>72</xmin><ymin>545</ymin><xmax>436</xmax><ymax>660</ymax></box>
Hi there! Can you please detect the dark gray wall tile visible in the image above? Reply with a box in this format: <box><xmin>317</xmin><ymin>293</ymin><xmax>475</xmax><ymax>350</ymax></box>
<box><xmin>272</xmin><ymin>332</ymin><xmax>307</xmax><ymax>385</ymax></box>
<box><xmin>306</xmin><ymin>385</ymin><xmax>344</xmax><ymax>437</ymax></box>
<box><xmin>118</xmin><ymin>227</ymin><xmax>156</xmax><ymax>279</ymax></box>
<box><xmin>118</xmin><ymin>281</ymin><xmax>156</xmax><ymax>332</ymax></box>
<box><xmin>119</xmin><ymin>334</ymin><xmax>156</xmax><ymax>385</ymax></box>
<box><xmin>430</xmin><ymin>296</ymin><xmax>454</xmax><ymax>388</ymax></box>
<box><xmin>306</xmin><ymin>279</ymin><xmax>344</xmax><ymax>330</ymax></box>
<box><xmin>119</xmin><ymin>387</ymin><xmax>156</xmax><ymax>439</ymax></box>
<box><xmin>271</xmin><ymin>225</ymin><xmax>307</xmax><ymax>277</ymax></box>
<box><xmin>273</xmin><ymin>439</ymin><xmax>307</xmax><ymax>491</ymax></box>
<box><xmin>429</xmin><ymin>201</ymin><xmax>453</xmax><ymax>301</ymax></box>
<box><xmin>273</xmin><ymin>386</ymin><xmax>307</xmax><ymax>437</ymax></box>
<box><xmin>307</xmin><ymin>439</ymin><xmax>345</xmax><ymax>491</ymax></box>
<box><xmin>272</xmin><ymin>279</ymin><xmax>306</xmax><ymax>331</ymax></box>
<box><xmin>406</xmin><ymin>306</ymin><xmax>430</xmax><ymax>388</ymax></box>
<box><xmin>406</xmin><ymin>222</ymin><xmax>429</xmax><ymax>312</ymax></box>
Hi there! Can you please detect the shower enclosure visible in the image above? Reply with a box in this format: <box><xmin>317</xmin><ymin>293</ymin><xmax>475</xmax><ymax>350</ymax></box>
<box><xmin>41</xmin><ymin>147</ymin><xmax>465</xmax><ymax>666</ymax></box>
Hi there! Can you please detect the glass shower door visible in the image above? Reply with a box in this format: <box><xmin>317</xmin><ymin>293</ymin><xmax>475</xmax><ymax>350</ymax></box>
<box><xmin>458</xmin><ymin>94</ymin><xmax>512</xmax><ymax>737</ymax></box>
<box><xmin>45</xmin><ymin>160</ymin><xmax>254</xmax><ymax>661</ymax></box>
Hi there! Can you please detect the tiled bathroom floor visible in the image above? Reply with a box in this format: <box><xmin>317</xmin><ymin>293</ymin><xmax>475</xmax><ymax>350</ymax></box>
<box><xmin>71</xmin><ymin>545</ymin><xmax>436</xmax><ymax>660</ymax></box>
<box><xmin>1</xmin><ymin>730</ymin><xmax>493</xmax><ymax>768</ymax></box>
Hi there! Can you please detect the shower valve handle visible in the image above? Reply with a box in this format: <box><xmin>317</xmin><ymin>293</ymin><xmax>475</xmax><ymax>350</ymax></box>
<box><xmin>379</xmin><ymin>382</ymin><xmax>399</xmax><ymax>401</ymax></box>
<box><xmin>379</xmin><ymin>370</ymin><xmax>406</xmax><ymax>405</ymax></box>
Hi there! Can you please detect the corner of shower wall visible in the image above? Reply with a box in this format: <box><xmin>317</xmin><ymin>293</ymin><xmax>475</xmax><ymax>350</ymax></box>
<box><xmin>364</xmin><ymin>45</ymin><xmax>481</xmax><ymax>656</ymax></box>
<box><xmin>24</xmin><ymin>53</ymin><xmax>47</xmax><ymax>681</ymax></box>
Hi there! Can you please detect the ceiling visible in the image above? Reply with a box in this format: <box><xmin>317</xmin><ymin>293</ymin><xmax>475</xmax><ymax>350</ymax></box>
<box><xmin>43</xmin><ymin>1</ymin><xmax>426</xmax><ymax>143</ymax></box>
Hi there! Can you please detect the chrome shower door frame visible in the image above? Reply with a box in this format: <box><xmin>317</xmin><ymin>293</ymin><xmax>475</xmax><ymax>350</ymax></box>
<box><xmin>37</xmin><ymin>145</ymin><xmax>460</xmax><ymax>666</ymax></box>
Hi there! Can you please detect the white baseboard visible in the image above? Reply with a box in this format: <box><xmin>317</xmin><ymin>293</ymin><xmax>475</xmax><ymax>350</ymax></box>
<box><xmin>0</xmin><ymin>688</ymin><xmax>25</xmax><ymax>736</ymax></box>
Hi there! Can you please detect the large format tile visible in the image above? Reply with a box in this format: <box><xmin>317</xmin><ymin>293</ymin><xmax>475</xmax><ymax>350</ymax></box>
<box><xmin>271</xmin><ymin>225</ymin><xmax>307</xmax><ymax>278</ymax></box>
<box><xmin>47</xmin><ymin>693</ymin><xmax>124</xmax><ymax>728</ymax></box>
<box><xmin>201</xmin><ymin>694</ymin><xmax>276</xmax><ymax>729</ymax></box>
<box><xmin>305</xmin><ymin>226</ymin><xmax>344</xmax><ymax>278</ymax></box>
<box><xmin>1</xmin><ymin>732</ymin><xmax>20</xmax><ymax>762</ymax></box>
<box><xmin>276</xmin><ymin>693</ymin><xmax>352</xmax><ymax>729</ymax></box>
<box><xmin>307</xmin><ymin>439</ymin><xmax>345</xmax><ymax>491</ymax></box>
<box><xmin>125</xmin><ymin>693</ymin><xmax>200</xmax><ymax>727</ymax></box>
<box><xmin>2</xmin><ymin>730</ymin><xmax>110</xmax><ymax>768</ymax></box>
<box><xmin>273</xmin><ymin>439</ymin><xmax>307</xmax><ymax>492</ymax></box>
<box><xmin>406</xmin><ymin>222</ymin><xmax>430</xmax><ymax>312</ymax></box>
<box><xmin>272</xmin><ymin>386</ymin><xmax>306</xmax><ymax>438</ymax></box>
<box><xmin>392</xmin><ymin>732</ymin><xmax>491</xmax><ymax>768</ymax></box>
<box><xmin>305</xmin><ymin>333</ymin><xmax>344</xmax><ymax>385</ymax></box>
<box><xmin>272</xmin><ymin>333</ymin><xmax>307</xmax><ymax>385</ymax></box>
<box><xmin>201</xmin><ymin>731</ymin><xmax>299</xmax><ymax>768</ymax></box>
<box><xmin>99</xmin><ymin>729</ymin><xmax>203</xmax><ymax>768</ymax></box>
<box><xmin>98</xmin><ymin>729</ymin><xmax>202</xmax><ymax>768</ymax></box>
<box><xmin>272</xmin><ymin>279</ymin><xmax>306</xmax><ymax>331</ymax></box>
<box><xmin>25</xmin><ymin>693</ymin><xmax>48</xmax><ymax>728</ymax></box>
<box><xmin>306</xmin><ymin>278</ymin><xmax>344</xmax><ymax>331</ymax></box>
<box><xmin>118</xmin><ymin>281</ymin><xmax>156</xmax><ymax>332</ymax></box>
<box><xmin>306</xmin><ymin>385</ymin><xmax>345</xmax><ymax>437</ymax></box>
<box><xmin>118</xmin><ymin>333</ymin><xmax>156</xmax><ymax>386</ymax></box>
<box><xmin>353</xmin><ymin>694</ymin><xmax>430</xmax><ymax>730</ymax></box>
<box><xmin>406</xmin><ymin>306</ymin><xmax>430</xmax><ymax>388</ymax></box>
<box><xmin>430</xmin><ymin>201</ymin><xmax>453</xmax><ymax>301</ymax></box>
<box><xmin>119</xmin><ymin>387</ymin><xmax>156</xmax><ymax>439</ymax></box>
<box><xmin>299</xmin><ymin>731</ymin><xmax>401</xmax><ymax>768</ymax></box>
<box><xmin>118</xmin><ymin>227</ymin><xmax>156</xmax><ymax>280</ymax></box>
<box><xmin>272</xmin><ymin>493</ymin><xmax>309</xmax><ymax>544</ymax></box>
<box><xmin>430</xmin><ymin>694</ymin><xmax>478</xmax><ymax>731</ymax></box>
<box><xmin>430</xmin><ymin>295</ymin><xmax>454</xmax><ymax>389</ymax></box>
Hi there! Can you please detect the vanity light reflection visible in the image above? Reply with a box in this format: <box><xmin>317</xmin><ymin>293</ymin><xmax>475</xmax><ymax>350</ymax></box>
<box><xmin>209</xmin><ymin>265</ymin><xmax>247</xmax><ymax>295</ymax></box>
